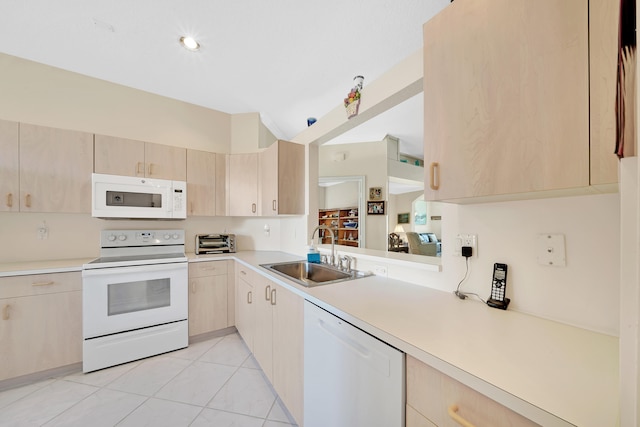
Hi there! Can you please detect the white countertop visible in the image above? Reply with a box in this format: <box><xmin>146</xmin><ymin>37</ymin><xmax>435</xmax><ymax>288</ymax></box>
<box><xmin>0</xmin><ymin>258</ymin><xmax>94</xmax><ymax>276</ymax></box>
<box><xmin>1</xmin><ymin>251</ymin><xmax>619</xmax><ymax>426</ymax></box>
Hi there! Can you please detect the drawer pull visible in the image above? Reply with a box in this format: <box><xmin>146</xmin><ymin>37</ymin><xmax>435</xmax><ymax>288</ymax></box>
<box><xmin>247</xmin><ymin>291</ymin><xmax>252</xmax><ymax>304</ymax></box>
<box><xmin>2</xmin><ymin>304</ymin><xmax>10</xmax><ymax>320</ymax></box>
<box><xmin>31</xmin><ymin>281</ymin><xmax>54</xmax><ymax>287</ymax></box>
<box><xmin>448</xmin><ymin>404</ymin><xmax>476</xmax><ymax>427</ymax></box>
<box><xmin>429</xmin><ymin>162</ymin><xmax>440</xmax><ymax>191</ymax></box>
<box><xmin>6</xmin><ymin>193</ymin><xmax>13</xmax><ymax>208</ymax></box>
<box><xmin>201</xmin><ymin>266</ymin><xmax>217</xmax><ymax>271</ymax></box>
<box><xmin>265</xmin><ymin>285</ymin><xmax>271</xmax><ymax>301</ymax></box>
<box><xmin>270</xmin><ymin>288</ymin><xmax>276</xmax><ymax>306</ymax></box>
<box><xmin>240</xmin><ymin>270</ymin><xmax>247</xmax><ymax>276</ymax></box>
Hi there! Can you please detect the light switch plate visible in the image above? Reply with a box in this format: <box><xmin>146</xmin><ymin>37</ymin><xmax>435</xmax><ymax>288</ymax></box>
<box><xmin>536</xmin><ymin>233</ymin><xmax>566</xmax><ymax>267</ymax></box>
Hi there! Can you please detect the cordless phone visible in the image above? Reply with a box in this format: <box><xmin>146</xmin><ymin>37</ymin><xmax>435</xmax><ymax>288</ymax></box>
<box><xmin>487</xmin><ymin>263</ymin><xmax>510</xmax><ymax>310</ymax></box>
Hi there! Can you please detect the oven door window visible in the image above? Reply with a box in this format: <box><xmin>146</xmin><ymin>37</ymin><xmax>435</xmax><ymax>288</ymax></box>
<box><xmin>108</xmin><ymin>278</ymin><xmax>170</xmax><ymax>316</ymax></box>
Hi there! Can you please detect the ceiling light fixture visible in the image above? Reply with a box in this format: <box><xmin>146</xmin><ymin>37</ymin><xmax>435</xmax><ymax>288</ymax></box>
<box><xmin>179</xmin><ymin>36</ymin><xmax>200</xmax><ymax>51</ymax></box>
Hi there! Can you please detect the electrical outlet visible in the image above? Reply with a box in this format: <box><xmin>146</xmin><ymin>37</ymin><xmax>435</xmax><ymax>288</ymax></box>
<box><xmin>455</xmin><ymin>234</ymin><xmax>477</xmax><ymax>257</ymax></box>
<box><xmin>37</xmin><ymin>221</ymin><xmax>49</xmax><ymax>240</ymax></box>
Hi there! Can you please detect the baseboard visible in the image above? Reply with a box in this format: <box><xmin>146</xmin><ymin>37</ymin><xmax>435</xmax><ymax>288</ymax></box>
<box><xmin>189</xmin><ymin>326</ymin><xmax>237</xmax><ymax>344</ymax></box>
<box><xmin>0</xmin><ymin>362</ymin><xmax>82</xmax><ymax>393</ymax></box>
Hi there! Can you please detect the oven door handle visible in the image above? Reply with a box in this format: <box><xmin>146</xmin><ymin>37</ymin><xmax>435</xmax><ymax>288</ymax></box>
<box><xmin>82</xmin><ymin>262</ymin><xmax>187</xmax><ymax>277</ymax></box>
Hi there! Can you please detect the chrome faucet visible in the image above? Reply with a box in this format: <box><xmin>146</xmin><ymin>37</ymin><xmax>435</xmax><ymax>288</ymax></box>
<box><xmin>311</xmin><ymin>225</ymin><xmax>336</xmax><ymax>266</ymax></box>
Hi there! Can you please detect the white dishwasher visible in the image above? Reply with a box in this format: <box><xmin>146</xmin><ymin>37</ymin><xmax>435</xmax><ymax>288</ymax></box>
<box><xmin>304</xmin><ymin>301</ymin><xmax>405</xmax><ymax>427</ymax></box>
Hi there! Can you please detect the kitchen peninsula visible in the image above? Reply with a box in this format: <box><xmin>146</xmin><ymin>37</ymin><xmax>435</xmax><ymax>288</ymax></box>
<box><xmin>0</xmin><ymin>251</ymin><xmax>619</xmax><ymax>427</ymax></box>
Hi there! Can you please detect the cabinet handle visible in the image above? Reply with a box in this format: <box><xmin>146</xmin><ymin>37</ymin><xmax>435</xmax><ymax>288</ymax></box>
<box><xmin>25</xmin><ymin>194</ymin><xmax>32</xmax><ymax>208</ymax></box>
<box><xmin>240</xmin><ymin>270</ymin><xmax>247</xmax><ymax>276</ymax></box>
<box><xmin>247</xmin><ymin>291</ymin><xmax>252</xmax><ymax>304</ymax></box>
<box><xmin>2</xmin><ymin>304</ymin><xmax>10</xmax><ymax>320</ymax></box>
<box><xmin>136</xmin><ymin>162</ymin><xmax>144</xmax><ymax>175</ymax></box>
<box><xmin>272</xmin><ymin>200</ymin><xmax>277</xmax><ymax>211</ymax></box>
<box><xmin>448</xmin><ymin>405</ymin><xmax>476</xmax><ymax>427</ymax></box>
<box><xmin>270</xmin><ymin>288</ymin><xmax>276</xmax><ymax>306</ymax></box>
<box><xmin>6</xmin><ymin>193</ymin><xmax>13</xmax><ymax>208</ymax></box>
<box><xmin>429</xmin><ymin>162</ymin><xmax>440</xmax><ymax>191</ymax></box>
<box><xmin>265</xmin><ymin>285</ymin><xmax>271</xmax><ymax>301</ymax></box>
<box><xmin>191</xmin><ymin>281</ymin><xmax>196</xmax><ymax>294</ymax></box>
<box><xmin>31</xmin><ymin>281</ymin><xmax>54</xmax><ymax>287</ymax></box>
<box><xmin>251</xmin><ymin>203</ymin><xmax>257</xmax><ymax>213</ymax></box>
<box><xmin>148</xmin><ymin>163</ymin><xmax>155</xmax><ymax>176</ymax></box>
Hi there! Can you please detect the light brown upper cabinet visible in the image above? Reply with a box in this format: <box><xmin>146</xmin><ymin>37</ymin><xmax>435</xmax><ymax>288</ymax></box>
<box><xmin>423</xmin><ymin>0</ymin><xmax>618</xmax><ymax>202</ymax></box>
<box><xmin>0</xmin><ymin>119</ymin><xmax>19</xmax><ymax>212</ymax></box>
<box><xmin>94</xmin><ymin>134</ymin><xmax>186</xmax><ymax>181</ymax></box>
<box><xmin>259</xmin><ymin>140</ymin><xmax>305</xmax><ymax>215</ymax></box>
<box><xmin>19</xmin><ymin>123</ymin><xmax>93</xmax><ymax>213</ymax></box>
<box><xmin>228</xmin><ymin>153</ymin><xmax>259</xmax><ymax>216</ymax></box>
<box><xmin>186</xmin><ymin>149</ymin><xmax>226</xmax><ymax>216</ymax></box>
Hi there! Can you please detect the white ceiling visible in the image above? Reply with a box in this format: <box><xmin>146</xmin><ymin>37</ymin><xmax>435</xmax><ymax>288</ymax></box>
<box><xmin>0</xmin><ymin>0</ymin><xmax>450</xmax><ymax>158</ymax></box>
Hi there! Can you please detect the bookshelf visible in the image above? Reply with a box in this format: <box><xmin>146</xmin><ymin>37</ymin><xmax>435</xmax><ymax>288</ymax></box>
<box><xmin>318</xmin><ymin>207</ymin><xmax>359</xmax><ymax>247</ymax></box>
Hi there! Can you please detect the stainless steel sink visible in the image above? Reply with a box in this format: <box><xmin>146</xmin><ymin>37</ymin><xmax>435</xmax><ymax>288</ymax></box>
<box><xmin>260</xmin><ymin>260</ymin><xmax>371</xmax><ymax>287</ymax></box>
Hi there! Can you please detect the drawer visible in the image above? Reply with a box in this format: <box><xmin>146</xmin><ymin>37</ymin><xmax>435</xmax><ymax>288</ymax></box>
<box><xmin>235</xmin><ymin>262</ymin><xmax>257</xmax><ymax>284</ymax></box>
<box><xmin>0</xmin><ymin>272</ymin><xmax>81</xmax><ymax>299</ymax></box>
<box><xmin>406</xmin><ymin>355</ymin><xmax>540</xmax><ymax>427</ymax></box>
<box><xmin>406</xmin><ymin>404</ymin><xmax>437</xmax><ymax>427</ymax></box>
<box><xmin>189</xmin><ymin>260</ymin><xmax>228</xmax><ymax>278</ymax></box>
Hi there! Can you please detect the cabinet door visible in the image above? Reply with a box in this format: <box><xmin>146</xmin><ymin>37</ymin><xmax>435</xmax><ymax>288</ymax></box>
<box><xmin>260</xmin><ymin>140</ymin><xmax>305</xmax><ymax>216</ymax></box>
<box><xmin>188</xmin><ymin>275</ymin><xmax>228</xmax><ymax>337</ymax></box>
<box><xmin>589</xmin><ymin>0</ymin><xmax>620</xmax><ymax>185</ymax></box>
<box><xmin>406</xmin><ymin>405</ymin><xmax>437</xmax><ymax>427</ymax></box>
<box><xmin>0</xmin><ymin>291</ymin><xmax>82</xmax><ymax>381</ymax></box>
<box><xmin>215</xmin><ymin>154</ymin><xmax>227</xmax><ymax>216</ymax></box>
<box><xmin>187</xmin><ymin>149</ymin><xmax>217</xmax><ymax>216</ymax></box>
<box><xmin>406</xmin><ymin>355</ymin><xmax>539</xmax><ymax>427</ymax></box>
<box><xmin>259</xmin><ymin>142</ymin><xmax>279</xmax><ymax>216</ymax></box>
<box><xmin>229</xmin><ymin>153</ymin><xmax>258</xmax><ymax>216</ymax></box>
<box><xmin>19</xmin><ymin>123</ymin><xmax>93</xmax><ymax>213</ymax></box>
<box><xmin>145</xmin><ymin>142</ymin><xmax>186</xmax><ymax>181</ymax></box>
<box><xmin>235</xmin><ymin>270</ymin><xmax>255</xmax><ymax>351</ymax></box>
<box><xmin>94</xmin><ymin>134</ymin><xmax>145</xmax><ymax>177</ymax></box>
<box><xmin>253</xmin><ymin>276</ymin><xmax>274</xmax><ymax>381</ymax></box>
<box><xmin>0</xmin><ymin>119</ymin><xmax>19</xmax><ymax>212</ymax></box>
<box><xmin>423</xmin><ymin>0</ymin><xmax>589</xmax><ymax>201</ymax></box>
<box><xmin>272</xmin><ymin>282</ymin><xmax>304</xmax><ymax>425</ymax></box>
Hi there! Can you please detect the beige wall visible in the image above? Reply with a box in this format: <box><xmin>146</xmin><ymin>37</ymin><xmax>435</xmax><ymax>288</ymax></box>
<box><xmin>0</xmin><ymin>53</ymin><xmax>231</xmax><ymax>152</ymax></box>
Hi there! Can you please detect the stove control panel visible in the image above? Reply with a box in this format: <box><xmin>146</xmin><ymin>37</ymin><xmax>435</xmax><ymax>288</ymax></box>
<box><xmin>100</xmin><ymin>229</ymin><xmax>185</xmax><ymax>248</ymax></box>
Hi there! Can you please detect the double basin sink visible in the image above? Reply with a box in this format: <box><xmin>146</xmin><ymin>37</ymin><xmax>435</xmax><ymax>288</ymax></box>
<box><xmin>260</xmin><ymin>260</ymin><xmax>371</xmax><ymax>287</ymax></box>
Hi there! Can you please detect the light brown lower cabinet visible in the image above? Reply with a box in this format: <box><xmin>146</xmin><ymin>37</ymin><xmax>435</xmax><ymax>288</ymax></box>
<box><xmin>234</xmin><ymin>265</ymin><xmax>304</xmax><ymax>426</ymax></box>
<box><xmin>0</xmin><ymin>272</ymin><xmax>82</xmax><ymax>381</ymax></box>
<box><xmin>188</xmin><ymin>261</ymin><xmax>230</xmax><ymax>337</ymax></box>
<box><xmin>406</xmin><ymin>404</ymin><xmax>437</xmax><ymax>427</ymax></box>
<box><xmin>407</xmin><ymin>355</ymin><xmax>540</xmax><ymax>427</ymax></box>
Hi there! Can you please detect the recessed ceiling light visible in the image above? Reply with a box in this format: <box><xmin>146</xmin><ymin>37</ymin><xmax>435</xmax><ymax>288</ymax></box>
<box><xmin>179</xmin><ymin>36</ymin><xmax>200</xmax><ymax>51</ymax></box>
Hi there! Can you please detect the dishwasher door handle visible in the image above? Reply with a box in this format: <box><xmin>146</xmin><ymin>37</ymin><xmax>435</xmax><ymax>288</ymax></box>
<box><xmin>318</xmin><ymin>318</ymin><xmax>370</xmax><ymax>358</ymax></box>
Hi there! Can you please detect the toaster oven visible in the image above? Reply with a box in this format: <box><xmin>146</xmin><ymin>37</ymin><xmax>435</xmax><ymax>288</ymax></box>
<box><xmin>195</xmin><ymin>234</ymin><xmax>236</xmax><ymax>254</ymax></box>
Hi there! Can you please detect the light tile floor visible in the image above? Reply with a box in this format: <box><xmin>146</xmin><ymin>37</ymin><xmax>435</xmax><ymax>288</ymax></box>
<box><xmin>0</xmin><ymin>332</ymin><xmax>298</xmax><ymax>427</ymax></box>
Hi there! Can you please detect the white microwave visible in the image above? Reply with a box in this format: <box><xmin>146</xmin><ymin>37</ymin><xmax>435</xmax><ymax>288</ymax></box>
<box><xmin>91</xmin><ymin>173</ymin><xmax>187</xmax><ymax>219</ymax></box>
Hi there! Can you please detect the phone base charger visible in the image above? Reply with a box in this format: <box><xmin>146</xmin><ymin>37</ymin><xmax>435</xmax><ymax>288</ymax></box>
<box><xmin>487</xmin><ymin>297</ymin><xmax>510</xmax><ymax>310</ymax></box>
